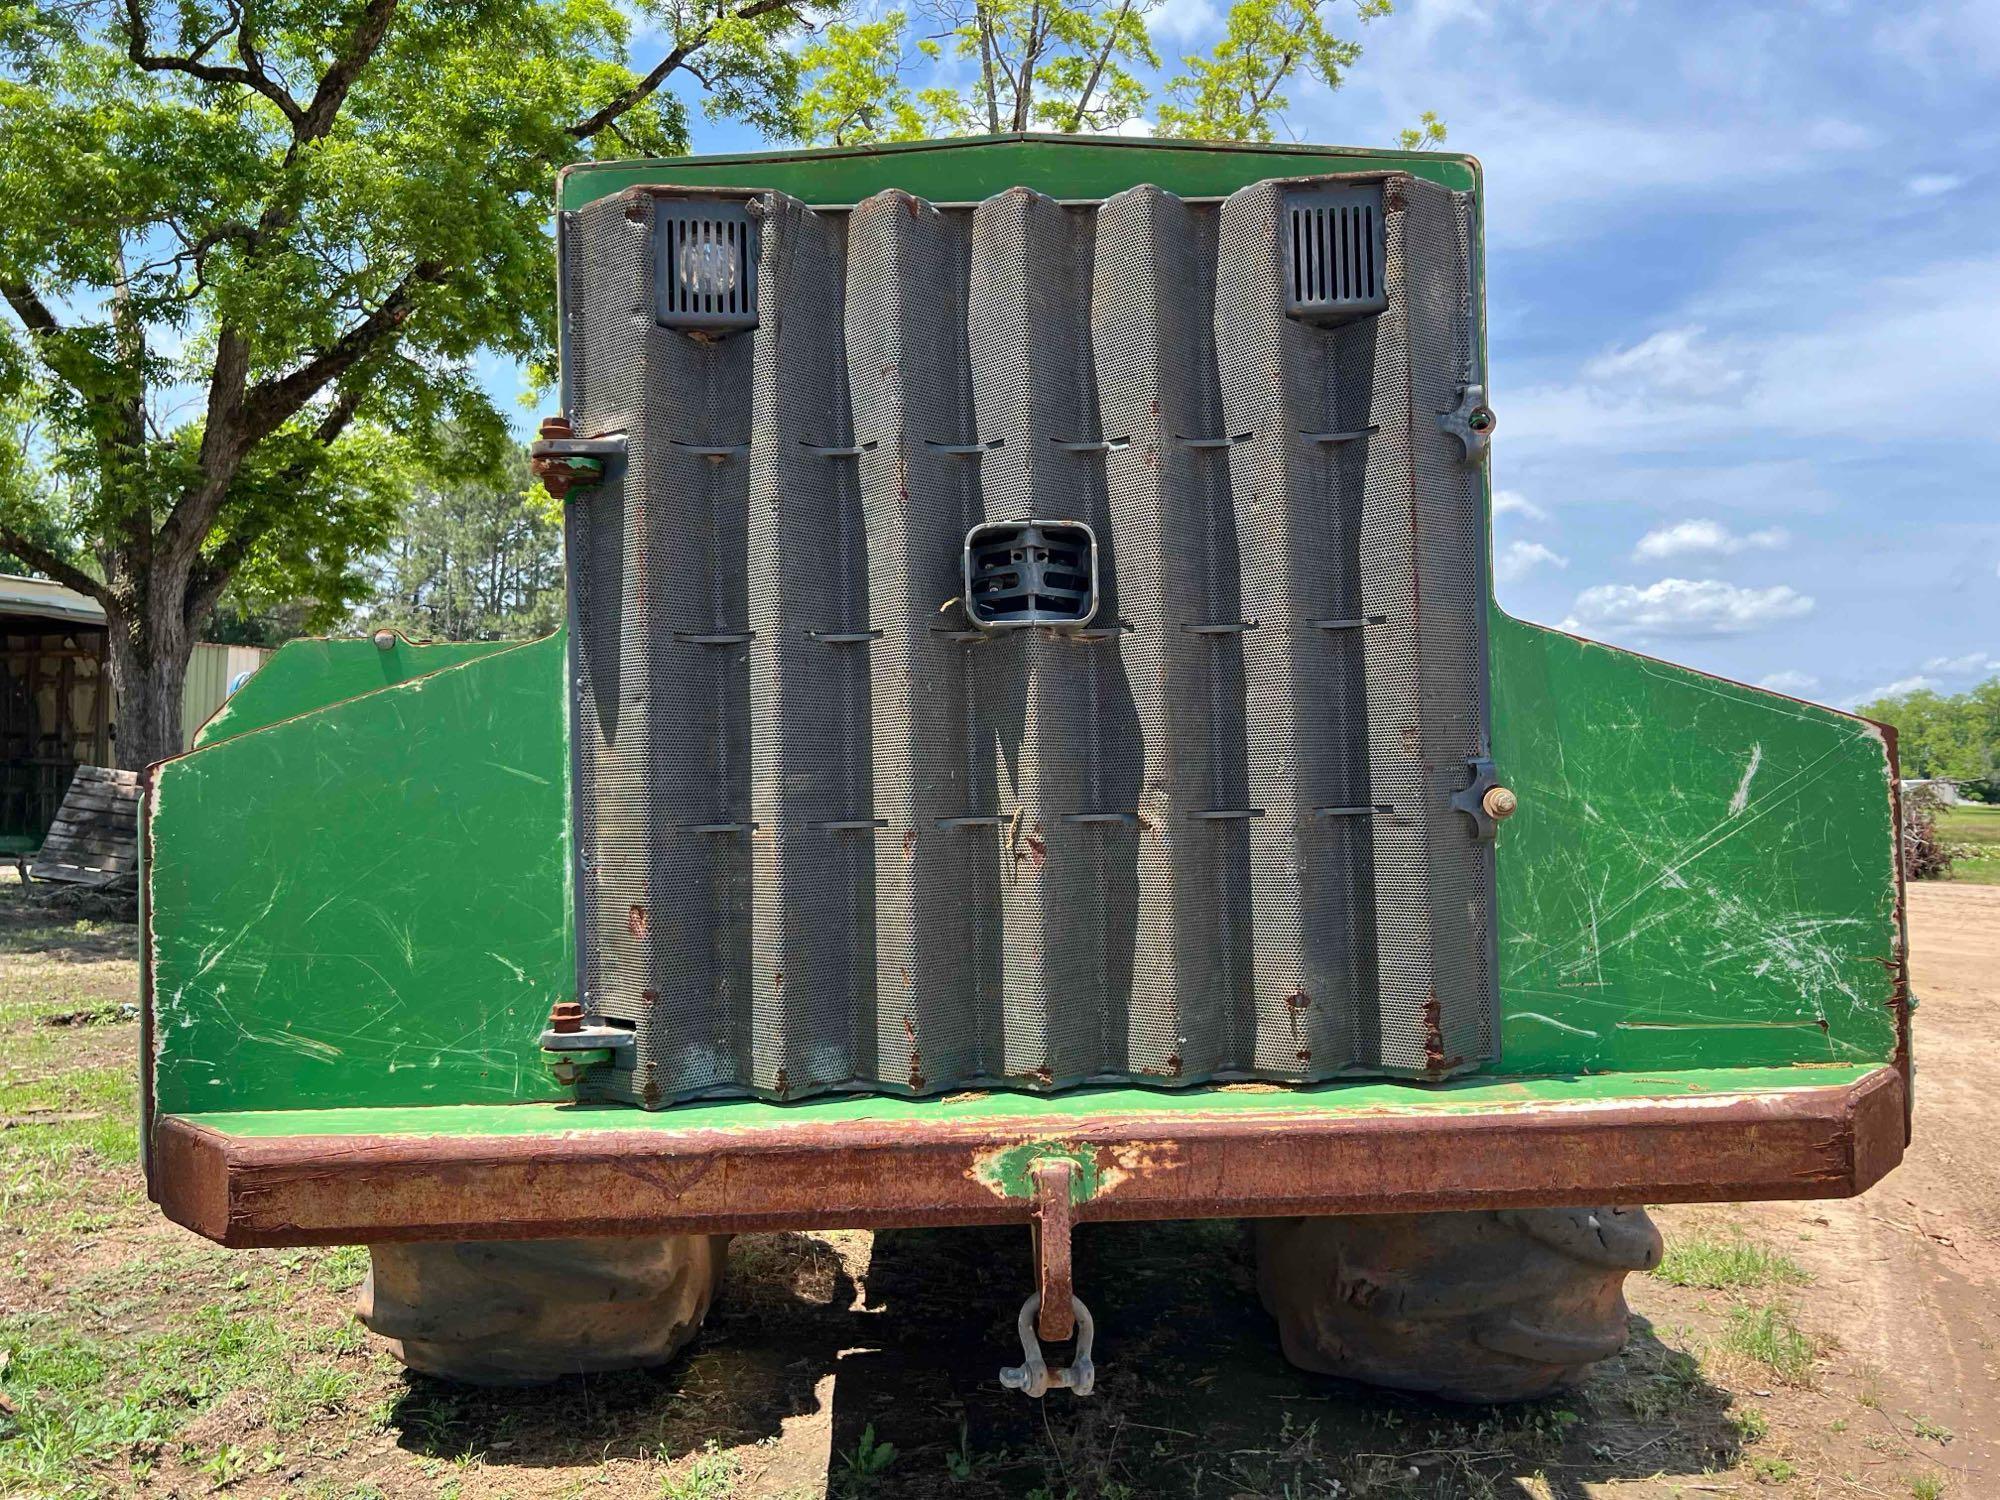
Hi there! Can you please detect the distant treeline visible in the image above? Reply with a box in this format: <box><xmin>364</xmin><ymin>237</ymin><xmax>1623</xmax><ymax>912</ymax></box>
<box><xmin>1858</xmin><ymin>678</ymin><xmax>2000</xmax><ymax>803</ymax></box>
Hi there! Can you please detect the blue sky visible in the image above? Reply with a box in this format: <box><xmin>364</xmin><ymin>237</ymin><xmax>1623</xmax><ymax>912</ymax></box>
<box><xmin>500</xmin><ymin>0</ymin><xmax>1999</xmax><ymax>707</ymax></box>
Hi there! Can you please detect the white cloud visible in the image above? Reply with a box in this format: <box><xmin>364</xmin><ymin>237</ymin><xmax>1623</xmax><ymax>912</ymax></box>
<box><xmin>1907</xmin><ymin>172</ymin><xmax>1965</xmax><ymax>197</ymax></box>
<box><xmin>1582</xmin><ymin>326</ymin><xmax>1748</xmax><ymax>402</ymax></box>
<box><xmin>1920</xmin><ymin>651</ymin><xmax>2000</xmax><ymax>678</ymax></box>
<box><xmin>1495</xmin><ymin>540</ymin><xmax>1569</xmax><ymax>582</ymax></box>
<box><xmin>1149</xmin><ymin>0</ymin><xmax>1219</xmax><ymax>42</ymax></box>
<box><xmin>1502</xmin><ymin>256</ymin><xmax>2000</xmax><ymax>456</ymax></box>
<box><xmin>1850</xmin><ymin>675</ymin><xmax>1941</xmax><ymax>706</ymax></box>
<box><xmin>1491</xmin><ymin>489</ymin><xmax>1548</xmax><ymax>522</ymax></box>
<box><xmin>1633</xmin><ymin>518</ymin><xmax>1791</xmax><ymax>561</ymax></box>
<box><xmin>1564</xmin><ymin>578</ymin><xmax>1816</xmax><ymax>638</ymax></box>
<box><xmin>1758</xmin><ymin>670</ymin><xmax>1822</xmax><ymax>696</ymax></box>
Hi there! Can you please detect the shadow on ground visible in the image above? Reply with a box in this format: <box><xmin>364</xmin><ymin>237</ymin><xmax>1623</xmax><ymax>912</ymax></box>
<box><xmin>388</xmin><ymin>1220</ymin><xmax>1744</xmax><ymax>1497</ymax></box>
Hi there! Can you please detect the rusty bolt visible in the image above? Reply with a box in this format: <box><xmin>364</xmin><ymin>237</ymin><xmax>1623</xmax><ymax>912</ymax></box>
<box><xmin>1482</xmin><ymin>785</ymin><xmax>1518</xmax><ymax>822</ymax></box>
<box><xmin>548</xmin><ymin>1000</ymin><xmax>586</xmax><ymax>1034</ymax></box>
<box><xmin>371</xmin><ymin>629</ymin><xmax>395</xmax><ymax>652</ymax></box>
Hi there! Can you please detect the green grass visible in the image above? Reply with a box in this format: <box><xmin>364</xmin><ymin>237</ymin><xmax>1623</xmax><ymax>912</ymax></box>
<box><xmin>0</xmin><ymin>1306</ymin><xmax>369</xmax><ymax>1496</ymax></box>
<box><xmin>661</xmin><ymin>1442</ymin><xmax>742</xmax><ymax>1499</ymax></box>
<box><xmin>1720</xmin><ymin>1304</ymin><xmax>1824</xmax><ymax>1387</ymax></box>
<box><xmin>0</xmin><ymin>1064</ymin><xmax>139</xmax><ymax>1217</ymax></box>
<box><xmin>1653</xmin><ymin>1234</ymin><xmax>1813</xmax><ymax>1291</ymax></box>
<box><xmin>1938</xmin><ymin>803</ymin><xmax>2000</xmax><ymax>885</ymax></box>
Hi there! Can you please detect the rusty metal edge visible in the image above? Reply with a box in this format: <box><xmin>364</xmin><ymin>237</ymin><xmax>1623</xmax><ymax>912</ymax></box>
<box><xmin>153</xmin><ymin>1067</ymin><xmax>1905</xmax><ymax>1248</ymax></box>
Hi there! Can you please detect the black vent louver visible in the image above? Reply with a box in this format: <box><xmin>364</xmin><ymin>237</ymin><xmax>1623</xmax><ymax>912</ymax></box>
<box><xmin>653</xmin><ymin>198</ymin><xmax>759</xmax><ymax>331</ymax></box>
<box><xmin>1283</xmin><ymin>184</ymin><xmax>1386</xmax><ymax>323</ymax></box>
<box><xmin>963</xmin><ymin>520</ymin><xmax>1099</xmax><ymax>627</ymax></box>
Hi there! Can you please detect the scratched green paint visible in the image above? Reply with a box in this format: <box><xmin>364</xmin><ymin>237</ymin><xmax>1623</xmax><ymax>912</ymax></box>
<box><xmin>557</xmin><ymin>133</ymin><xmax>1477</xmax><ymax>213</ymax></box>
<box><xmin>148</xmin><ymin>136</ymin><xmax>1899</xmax><ymax>1143</ymax></box>
<box><xmin>1488</xmin><ymin>613</ymin><xmax>1899</xmax><ymax>1074</ymax></box>
<box><xmin>194</xmin><ymin>635</ymin><xmax>516</xmax><ymax>748</ymax></box>
<box><xmin>150</xmin><ymin>634</ymin><xmax>573</xmax><ymax>1115</ymax></box>
<box><xmin>174</xmin><ymin>1063</ymin><xmax>1886</xmax><ymax>1140</ymax></box>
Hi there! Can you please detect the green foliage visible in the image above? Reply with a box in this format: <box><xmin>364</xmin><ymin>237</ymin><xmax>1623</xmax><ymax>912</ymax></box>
<box><xmin>1857</xmin><ymin>678</ymin><xmax>2000</xmax><ymax>798</ymax></box>
<box><xmin>836</xmin><ymin>1423</ymin><xmax>898</xmax><ymax>1493</ymax></box>
<box><xmin>0</xmin><ymin>0</ymin><xmax>822</xmax><ymax>761</ymax></box>
<box><xmin>359</xmin><ymin>444</ymin><xmax>562</xmax><ymax>641</ymax></box>
<box><xmin>930</xmin><ymin>0</ymin><xmax>1163</xmax><ymax>135</ymax></box>
<box><xmin>1156</xmin><ymin>0</ymin><xmax>1390</xmax><ymax>142</ymax></box>
<box><xmin>796</xmin><ymin>14</ymin><xmax>974</xmax><ymax>147</ymax></box>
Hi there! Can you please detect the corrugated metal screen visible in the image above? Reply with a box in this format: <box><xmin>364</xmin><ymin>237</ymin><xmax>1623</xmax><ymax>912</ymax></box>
<box><xmin>562</xmin><ymin>172</ymin><xmax>1495</xmax><ymax>1107</ymax></box>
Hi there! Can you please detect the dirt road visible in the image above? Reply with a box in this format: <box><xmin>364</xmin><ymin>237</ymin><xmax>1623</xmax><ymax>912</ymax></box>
<box><xmin>0</xmin><ymin>879</ymin><xmax>1991</xmax><ymax>1497</ymax></box>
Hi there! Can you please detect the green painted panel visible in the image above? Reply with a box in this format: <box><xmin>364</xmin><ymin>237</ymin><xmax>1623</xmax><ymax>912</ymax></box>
<box><xmin>172</xmin><ymin>1063</ymin><xmax>1885</xmax><ymax>1141</ymax></box>
<box><xmin>558</xmin><ymin>133</ymin><xmax>1478</xmax><ymax>213</ymax></box>
<box><xmin>193</xmin><ymin>635</ymin><xmax>518</xmax><ymax>748</ymax></box>
<box><xmin>1488</xmin><ymin>613</ymin><xmax>1901</xmax><ymax>1074</ymax></box>
<box><xmin>150</xmin><ymin>634</ymin><xmax>572</xmax><ymax>1115</ymax></box>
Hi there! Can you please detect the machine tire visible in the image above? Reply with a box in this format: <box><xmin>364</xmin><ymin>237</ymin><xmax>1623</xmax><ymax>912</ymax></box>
<box><xmin>358</xmin><ymin>1235</ymin><xmax>729</xmax><ymax>1386</ymax></box>
<box><xmin>1255</xmin><ymin>1206</ymin><xmax>1662</xmax><ymax>1403</ymax></box>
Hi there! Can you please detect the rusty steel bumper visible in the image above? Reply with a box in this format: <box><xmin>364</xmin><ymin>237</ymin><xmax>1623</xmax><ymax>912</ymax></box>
<box><xmin>152</xmin><ymin>1066</ymin><xmax>1906</xmax><ymax>1249</ymax></box>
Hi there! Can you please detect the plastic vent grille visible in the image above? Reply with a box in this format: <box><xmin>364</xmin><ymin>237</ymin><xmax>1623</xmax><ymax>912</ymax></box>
<box><xmin>653</xmin><ymin>199</ymin><xmax>759</xmax><ymax>331</ymax></box>
<box><xmin>1283</xmin><ymin>186</ymin><xmax>1386</xmax><ymax>322</ymax></box>
<box><xmin>963</xmin><ymin>519</ymin><xmax>1099</xmax><ymax>626</ymax></box>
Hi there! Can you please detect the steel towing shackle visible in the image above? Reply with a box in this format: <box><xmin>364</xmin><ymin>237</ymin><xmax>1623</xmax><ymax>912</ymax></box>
<box><xmin>1000</xmin><ymin>1293</ymin><xmax>1096</xmax><ymax>1398</ymax></box>
<box><xmin>997</xmin><ymin>1155</ymin><xmax>1097</xmax><ymax>1397</ymax></box>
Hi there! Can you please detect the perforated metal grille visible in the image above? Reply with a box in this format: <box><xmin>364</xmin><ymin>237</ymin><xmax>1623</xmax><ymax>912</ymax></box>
<box><xmin>565</xmin><ymin>174</ymin><xmax>1494</xmax><ymax>1106</ymax></box>
<box><xmin>654</xmin><ymin>199</ymin><xmax>759</xmax><ymax>330</ymax></box>
<box><xmin>1283</xmin><ymin>185</ymin><xmax>1386</xmax><ymax>322</ymax></box>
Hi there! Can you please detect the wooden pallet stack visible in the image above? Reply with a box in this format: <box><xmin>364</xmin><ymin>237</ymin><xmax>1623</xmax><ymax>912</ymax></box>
<box><xmin>28</xmin><ymin>765</ymin><xmax>140</xmax><ymax>885</ymax></box>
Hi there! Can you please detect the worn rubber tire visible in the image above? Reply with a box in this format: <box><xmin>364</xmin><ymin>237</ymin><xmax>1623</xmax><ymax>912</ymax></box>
<box><xmin>357</xmin><ymin>1235</ymin><xmax>729</xmax><ymax>1386</ymax></box>
<box><xmin>1255</xmin><ymin>1206</ymin><xmax>1662</xmax><ymax>1403</ymax></box>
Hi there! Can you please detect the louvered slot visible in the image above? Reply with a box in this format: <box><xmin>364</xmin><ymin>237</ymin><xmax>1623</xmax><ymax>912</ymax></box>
<box><xmin>653</xmin><ymin>198</ymin><xmax>760</xmax><ymax>331</ymax></box>
<box><xmin>1283</xmin><ymin>186</ymin><xmax>1386</xmax><ymax>323</ymax></box>
<box><xmin>963</xmin><ymin>520</ymin><xmax>1099</xmax><ymax>626</ymax></box>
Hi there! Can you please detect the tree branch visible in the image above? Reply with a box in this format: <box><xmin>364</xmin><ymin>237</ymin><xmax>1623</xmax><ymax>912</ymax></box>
<box><xmin>292</xmin><ymin>0</ymin><xmax>400</xmax><ymax>147</ymax></box>
<box><xmin>182</xmin><ymin>382</ymin><xmax>368</xmax><ymax>630</ymax></box>
<box><xmin>123</xmin><ymin>0</ymin><xmax>305</xmax><ymax>126</ymax></box>
<box><xmin>238</xmin><ymin>258</ymin><xmax>444</xmax><ymax>443</ymax></box>
<box><xmin>1064</xmin><ymin>0</ymin><xmax>1136</xmax><ymax>131</ymax></box>
<box><xmin>161</xmin><ymin>260</ymin><xmax>444</xmax><ymax>568</ymax></box>
<box><xmin>564</xmin><ymin>0</ymin><xmax>801</xmax><ymax>141</ymax></box>
<box><xmin>0</xmin><ymin>279</ymin><xmax>61</xmax><ymax>341</ymax></box>
<box><xmin>0</xmin><ymin>526</ymin><xmax>110</xmax><ymax>607</ymax></box>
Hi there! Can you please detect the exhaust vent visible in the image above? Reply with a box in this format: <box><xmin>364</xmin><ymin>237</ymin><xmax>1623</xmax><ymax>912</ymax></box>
<box><xmin>963</xmin><ymin>519</ymin><xmax>1098</xmax><ymax>627</ymax></box>
<box><xmin>653</xmin><ymin>199</ymin><xmax>759</xmax><ymax>331</ymax></box>
<box><xmin>1283</xmin><ymin>185</ymin><xmax>1386</xmax><ymax>323</ymax></box>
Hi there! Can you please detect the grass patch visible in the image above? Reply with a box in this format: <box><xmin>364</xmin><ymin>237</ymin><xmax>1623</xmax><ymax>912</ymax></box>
<box><xmin>0</xmin><ymin>1303</ymin><xmax>368</xmax><ymax>1495</ymax></box>
<box><xmin>1654</xmin><ymin>1233</ymin><xmax>1812</xmax><ymax>1291</ymax></box>
<box><xmin>662</xmin><ymin>1441</ymin><xmax>742</xmax><ymax>1499</ymax></box>
<box><xmin>1938</xmin><ymin>804</ymin><xmax>2000</xmax><ymax>885</ymax></box>
<box><xmin>0</xmin><ymin>1063</ymin><xmax>139</xmax><ymax>1218</ymax></box>
<box><xmin>1720</xmin><ymin>1304</ymin><xmax>1823</xmax><ymax>1387</ymax></box>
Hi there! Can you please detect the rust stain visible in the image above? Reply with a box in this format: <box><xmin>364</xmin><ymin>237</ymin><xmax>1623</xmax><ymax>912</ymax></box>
<box><xmin>1422</xmin><ymin>991</ymin><xmax>1463</xmax><ymax>1076</ymax></box>
<box><xmin>153</xmin><ymin>1068</ymin><xmax>1905</xmax><ymax>1249</ymax></box>
<box><xmin>627</xmin><ymin>904</ymin><xmax>649</xmax><ymax>939</ymax></box>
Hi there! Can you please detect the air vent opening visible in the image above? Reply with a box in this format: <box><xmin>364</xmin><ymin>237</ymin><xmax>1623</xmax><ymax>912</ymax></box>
<box><xmin>963</xmin><ymin>520</ymin><xmax>1099</xmax><ymax>628</ymax></box>
<box><xmin>1283</xmin><ymin>185</ymin><xmax>1387</xmax><ymax>324</ymax></box>
<box><xmin>653</xmin><ymin>198</ymin><xmax>759</xmax><ymax>332</ymax></box>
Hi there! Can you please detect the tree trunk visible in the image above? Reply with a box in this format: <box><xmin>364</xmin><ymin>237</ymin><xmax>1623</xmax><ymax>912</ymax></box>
<box><xmin>104</xmin><ymin>602</ymin><xmax>194</xmax><ymax>771</ymax></box>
